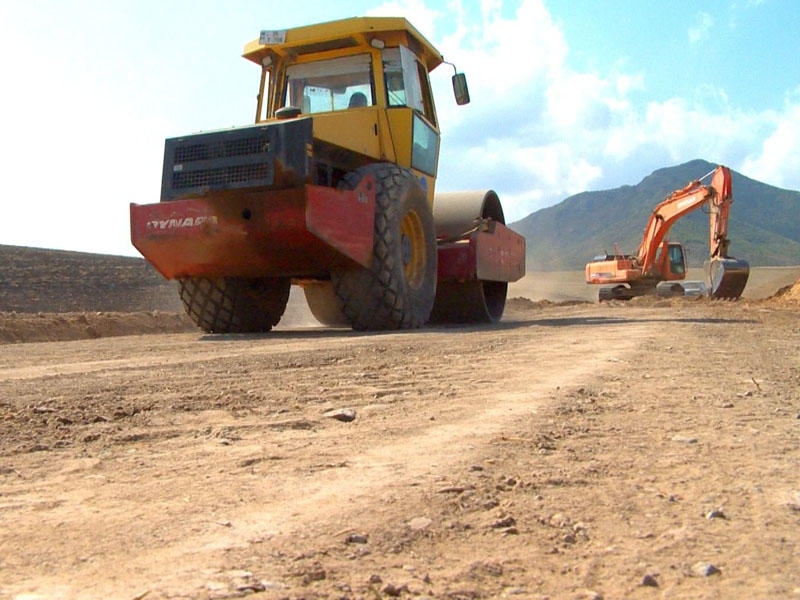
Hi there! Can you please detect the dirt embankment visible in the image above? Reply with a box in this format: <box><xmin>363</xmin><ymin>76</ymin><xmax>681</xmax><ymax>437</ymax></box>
<box><xmin>2</xmin><ymin>244</ymin><xmax>800</xmax><ymax>344</ymax></box>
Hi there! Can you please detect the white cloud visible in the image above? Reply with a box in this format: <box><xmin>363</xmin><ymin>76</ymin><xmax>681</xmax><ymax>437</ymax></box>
<box><xmin>430</xmin><ymin>0</ymin><xmax>591</xmax><ymax>216</ymax></box>
<box><xmin>426</xmin><ymin>0</ymin><xmax>800</xmax><ymax>222</ymax></box>
<box><xmin>741</xmin><ymin>91</ymin><xmax>800</xmax><ymax>190</ymax></box>
<box><xmin>688</xmin><ymin>11</ymin><xmax>714</xmax><ymax>44</ymax></box>
<box><xmin>366</xmin><ymin>0</ymin><xmax>441</xmax><ymax>36</ymax></box>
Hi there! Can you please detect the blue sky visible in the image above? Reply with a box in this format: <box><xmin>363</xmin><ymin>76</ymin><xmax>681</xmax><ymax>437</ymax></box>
<box><xmin>1</xmin><ymin>0</ymin><xmax>797</xmax><ymax>256</ymax></box>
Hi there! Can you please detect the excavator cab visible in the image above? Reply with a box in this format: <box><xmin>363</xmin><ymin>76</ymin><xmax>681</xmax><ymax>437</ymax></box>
<box><xmin>668</xmin><ymin>243</ymin><xmax>685</xmax><ymax>275</ymax></box>
<box><xmin>653</xmin><ymin>241</ymin><xmax>686</xmax><ymax>281</ymax></box>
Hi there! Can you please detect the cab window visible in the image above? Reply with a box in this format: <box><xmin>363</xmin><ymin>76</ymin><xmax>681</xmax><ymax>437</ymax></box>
<box><xmin>668</xmin><ymin>244</ymin><xmax>686</xmax><ymax>274</ymax></box>
<box><xmin>284</xmin><ymin>54</ymin><xmax>373</xmax><ymax>114</ymax></box>
<box><xmin>382</xmin><ymin>46</ymin><xmax>437</xmax><ymax>126</ymax></box>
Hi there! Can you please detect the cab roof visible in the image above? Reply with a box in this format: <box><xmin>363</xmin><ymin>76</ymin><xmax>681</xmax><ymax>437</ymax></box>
<box><xmin>242</xmin><ymin>16</ymin><xmax>444</xmax><ymax>73</ymax></box>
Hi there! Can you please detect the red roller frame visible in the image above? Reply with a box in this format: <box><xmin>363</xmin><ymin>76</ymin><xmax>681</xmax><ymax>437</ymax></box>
<box><xmin>130</xmin><ymin>177</ymin><xmax>376</xmax><ymax>280</ymax></box>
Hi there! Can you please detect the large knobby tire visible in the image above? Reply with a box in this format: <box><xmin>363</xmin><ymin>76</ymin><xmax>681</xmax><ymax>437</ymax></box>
<box><xmin>333</xmin><ymin>164</ymin><xmax>437</xmax><ymax>331</ymax></box>
<box><xmin>178</xmin><ymin>276</ymin><xmax>291</xmax><ymax>333</ymax></box>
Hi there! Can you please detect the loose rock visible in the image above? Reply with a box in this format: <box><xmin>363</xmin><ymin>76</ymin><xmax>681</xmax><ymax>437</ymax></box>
<box><xmin>641</xmin><ymin>574</ymin><xmax>658</xmax><ymax>587</ymax></box>
<box><xmin>323</xmin><ymin>408</ymin><xmax>357</xmax><ymax>422</ymax></box>
<box><xmin>690</xmin><ymin>562</ymin><xmax>720</xmax><ymax>577</ymax></box>
<box><xmin>382</xmin><ymin>582</ymin><xmax>408</xmax><ymax>596</ymax></box>
<box><xmin>408</xmin><ymin>516</ymin><xmax>433</xmax><ymax>531</ymax></box>
<box><xmin>492</xmin><ymin>516</ymin><xmax>516</xmax><ymax>529</ymax></box>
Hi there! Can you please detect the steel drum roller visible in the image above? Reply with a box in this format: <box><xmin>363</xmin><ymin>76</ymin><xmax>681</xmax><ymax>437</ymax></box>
<box><xmin>430</xmin><ymin>190</ymin><xmax>509</xmax><ymax>323</ymax></box>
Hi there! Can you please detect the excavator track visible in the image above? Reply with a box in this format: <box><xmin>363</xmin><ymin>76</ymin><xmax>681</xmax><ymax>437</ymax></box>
<box><xmin>707</xmin><ymin>257</ymin><xmax>750</xmax><ymax>300</ymax></box>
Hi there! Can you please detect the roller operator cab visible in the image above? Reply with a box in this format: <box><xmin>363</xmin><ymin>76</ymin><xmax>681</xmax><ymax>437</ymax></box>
<box><xmin>130</xmin><ymin>17</ymin><xmax>525</xmax><ymax>333</ymax></box>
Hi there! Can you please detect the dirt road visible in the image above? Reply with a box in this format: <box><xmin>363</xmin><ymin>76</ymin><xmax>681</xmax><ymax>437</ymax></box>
<box><xmin>1</xmin><ymin>299</ymin><xmax>799</xmax><ymax>600</ymax></box>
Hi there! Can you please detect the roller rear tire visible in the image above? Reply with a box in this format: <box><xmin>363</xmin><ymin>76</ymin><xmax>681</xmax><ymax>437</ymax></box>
<box><xmin>178</xmin><ymin>276</ymin><xmax>290</xmax><ymax>333</ymax></box>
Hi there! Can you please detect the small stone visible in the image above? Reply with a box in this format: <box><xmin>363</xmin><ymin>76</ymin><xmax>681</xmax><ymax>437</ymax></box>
<box><xmin>301</xmin><ymin>565</ymin><xmax>326</xmax><ymax>583</ymax></box>
<box><xmin>259</xmin><ymin>581</ymin><xmax>289</xmax><ymax>591</ymax></box>
<box><xmin>470</xmin><ymin>561</ymin><xmax>504</xmax><ymax>577</ymax></box>
<box><xmin>690</xmin><ymin>562</ymin><xmax>720</xmax><ymax>577</ymax></box>
<box><xmin>671</xmin><ymin>435</ymin><xmax>698</xmax><ymax>444</ymax></box>
<box><xmin>705</xmin><ymin>509</ymin><xmax>726</xmax><ymax>520</ymax></box>
<box><xmin>368</xmin><ymin>574</ymin><xmax>383</xmax><ymax>584</ymax></box>
<box><xmin>345</xmin><ymin>533</ymin><xmax>369</xmax><ymax>544</ymax></box>
<box><xmin>236</xmin><ymin>581</ymin><xmax>266</xmax><ymax>593</ymax></box>
<box><xmin>382</xmin><ymin>583</ymin><xmax>408</xmax><ymax>597</ymax></box>
<box><xmin>492</xmin><ymin>516</ymin><xmax>516</xmax><ymax>529</ymax></box>
<box><xmin>408</xmin><ymin>517</ymin><xmax>432</xmax><ymax>531</ymax></box>
<box><xmin>324</xmin><ymin>408</ymin><xmax>356</xmax><ymax>422</ymax></box>
<box><xmin>641</xmin><ymin>574</ymin><xmax>659</xmax><ymax>587</ymax></box>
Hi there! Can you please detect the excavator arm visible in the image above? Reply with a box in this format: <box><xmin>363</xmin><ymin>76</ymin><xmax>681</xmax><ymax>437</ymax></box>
<box><xmin>704</xmin><ymin>166</ymin><xmax>749</xmax><ymax>298</ymax></box>
<box><xmin>707</xmin><ymin>165</ymin><xmax>733</xmax><ymax>259</ymax></box>
<box><xmin>637</xmin><ymin>165</ymin><xmax>731</xmax><ymax>272</ymax></box>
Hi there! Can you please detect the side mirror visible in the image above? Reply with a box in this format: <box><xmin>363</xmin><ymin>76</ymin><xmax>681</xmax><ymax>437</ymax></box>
<box><xmin>452</xmin><ymin>73</ymin><xmax>470</xmax><ymax>106</ymax></box>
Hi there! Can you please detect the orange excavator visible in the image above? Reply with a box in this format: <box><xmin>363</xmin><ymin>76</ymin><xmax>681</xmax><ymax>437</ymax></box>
<box><xmin>585</xmin><ymin>165</ymin><xmax>749</xmax><ymax>301</ymax></box>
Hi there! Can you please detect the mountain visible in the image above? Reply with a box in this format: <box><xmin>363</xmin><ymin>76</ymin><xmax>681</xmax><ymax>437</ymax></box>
<box><xmin>511</xmin><ymin>159</ymin><xmax>800</xmax><ymax>271</ymax></box>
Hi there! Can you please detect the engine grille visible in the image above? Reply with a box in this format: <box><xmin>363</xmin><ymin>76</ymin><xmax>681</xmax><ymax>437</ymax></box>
<box><xmin>160</xmin><ymin>119</ymin><xmax>312</xmax><ymax>201</ymax></box>
<box><xmin>171</xmin><ymin>163</ymin><xmax>272</xmax><ymax>190</ymax></box>
<box><xmin>173</xmin><ymin>136</ymin><xmax>268</xmax><ymax>164</ymax></box>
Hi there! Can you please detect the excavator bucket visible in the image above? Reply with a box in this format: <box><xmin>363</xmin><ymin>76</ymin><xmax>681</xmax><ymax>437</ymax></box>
<box><xmin>706</xmin><ymin>257</ymin><xmax>750</xmax><ymax>299</ymax></box>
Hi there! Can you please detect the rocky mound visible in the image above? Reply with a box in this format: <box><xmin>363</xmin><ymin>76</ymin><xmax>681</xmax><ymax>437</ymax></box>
<box><xmin>772</xmin><ymin>278</ymin><xmax>800</xmax><ymax>303</ymax></box>
<box><xmin>0</xmin><ymin>311</ymin><xmax>196</xmax><ymax>344</ymax></box>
